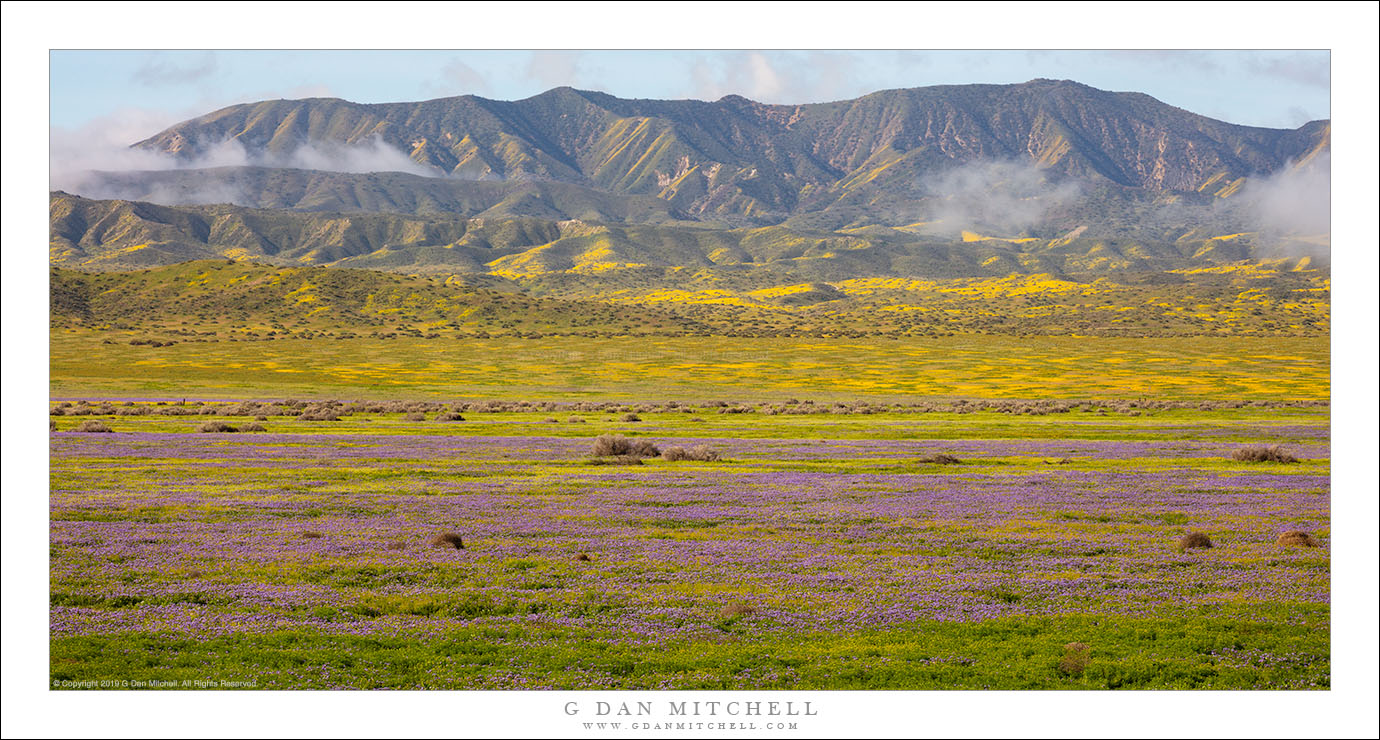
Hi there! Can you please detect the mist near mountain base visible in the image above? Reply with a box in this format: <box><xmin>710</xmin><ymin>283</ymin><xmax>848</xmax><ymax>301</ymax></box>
<box><xmin>1241</xmin><ymin>152</ymin><xmax>1330</xmax><ymax>239</ymax></box>
<box><xmin>917</xmin><ymin>160</ymin><xmax>1082</xmax><ymax>237</ymax></box>
<box><xmin>281</xmin><ymin>137</ymin><xmax>434</xmax><ymax>178</ymax></box>
<box><xmin>51</xmin><ymin>126</ymin><xmax>434</xmax><ymax>206</ymax></box>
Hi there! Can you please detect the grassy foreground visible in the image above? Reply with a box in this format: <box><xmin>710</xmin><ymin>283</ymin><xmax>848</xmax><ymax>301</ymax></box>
<box><xmin>53</xmin><ymin>611</ymin><xmax>1327</xmax><ymax>690</ymax></box>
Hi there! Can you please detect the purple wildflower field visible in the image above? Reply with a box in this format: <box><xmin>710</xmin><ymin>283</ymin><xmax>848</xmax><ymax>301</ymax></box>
<box><xmin>48</xmin><ymin>406</ymin><xmax>1330</xmax><ymax>689</ymax></box>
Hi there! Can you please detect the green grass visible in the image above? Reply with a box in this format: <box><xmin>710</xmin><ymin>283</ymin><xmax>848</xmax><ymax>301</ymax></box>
<box><xmin>51</xmin><ymin>609</ymin><xmax>1328</xmax><ymax>690</ymax></box>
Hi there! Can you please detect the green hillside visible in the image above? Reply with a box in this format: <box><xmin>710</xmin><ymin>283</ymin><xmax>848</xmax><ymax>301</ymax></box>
<box><xmin>50</xmin><ymin>192</ymin><xmax>1327</xmax><ymax>276</ymax></box>
<box><xmin>50</xmin><ymin>259</ymin><xmax>1329</xmax><ymax>340</ymax></box>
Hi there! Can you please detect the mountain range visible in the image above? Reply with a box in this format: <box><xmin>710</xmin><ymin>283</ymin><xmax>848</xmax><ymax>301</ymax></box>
<box><xmin>53</xmin><ymin>79</ymin><xmax>1330</xmax><ymax>277</ymax></box>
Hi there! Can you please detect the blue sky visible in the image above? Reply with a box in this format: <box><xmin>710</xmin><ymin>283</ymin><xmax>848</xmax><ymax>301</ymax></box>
<box><xmin>50</xmin><ymin>49</ymin><xmax>1329</xmax><ymax>138</ymax></box>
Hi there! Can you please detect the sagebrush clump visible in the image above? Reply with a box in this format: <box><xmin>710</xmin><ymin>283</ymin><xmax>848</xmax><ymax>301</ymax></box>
<box><xmin>919</xmin><ymin>453</ymin><xmax>962</xmax><ymax>465</ymax></box>
<box><xmin>1057</xmin><ymin>642</ymin><xmax>1092</xmax><ymax>676</ymax></box>
<box><xmin>663</xmin><ymin>445</ymin><xmax>721</xmax><ymax>462</ymax></box>
<box><xmin>720</xmin><ymin>603</ymin><xmax>755</xmax><ymax>619</ymax></box>
<box><xmin>72</xmin><ymin>420</ymin><xmax>113</xmax><ymax>433</ymax></box>
<box><xmin>430</xmin><ymin>532</ymin><xmax>465</xmax><ymax>549</ymax></box>
<box><xmin>1232</xmin><ymin>446</ymin><xmax>1299</xmax><ymax>463</ymax></box>
<box><xmin>198</xmin><ymin>421</ymin><xmax>239</xmax><ymax>433</ymax></box>
<box><xmin>591</xmin><ymin>434</ymin><xmax>660</xmax><ymax>458</ymax></box>
<box><xmin>1276</xmin><ymin>530</ymin><xmax>1321</xmax><ymax>547</ymax></box>
<box><xmin>1178</xmin><ymin>531</ymin><xmax>1214</xmax><ymax>550</ymax></box>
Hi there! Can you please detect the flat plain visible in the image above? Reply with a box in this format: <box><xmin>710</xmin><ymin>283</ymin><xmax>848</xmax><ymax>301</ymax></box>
<box><xmin>50</xmin><ymin>396</ymin><xmax>1329</xmax><ymax>689</ymax></box>
<box><xmin>50</xmin><ymin>333</ymin><xmax>1329</xmax><ymax>401</ymax></box>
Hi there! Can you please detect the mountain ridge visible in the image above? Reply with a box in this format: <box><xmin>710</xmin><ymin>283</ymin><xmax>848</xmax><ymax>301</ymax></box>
<box><xmin>130</xmin><ymin>79</ymin><xmax>1329</xmax><ymax>224</ymax></box>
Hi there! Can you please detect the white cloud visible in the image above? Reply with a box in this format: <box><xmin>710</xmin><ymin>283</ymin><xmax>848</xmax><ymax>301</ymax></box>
<box><xmin>284</xmin><ymin>136</ymin><xmax>432</xmax><ymax>176</ymax></box>
<box><xmin>49</xmin><ymin>107</ymin><xmax>208</xmax><ymax>192</ymax></box>
<box><xmin>1240</xmin><ymin>152</ymin><xmax>1331</xmax><ymax>237</ymax></box>
<box><xmin>430</xmin><ymin>58</ymin><xmax>491</xmax><ymax>97</ymax></box>
<box><xmin>918</xmin><ymin>160</ymin><xmax>1082</xmax><ymax>237</ymax></box>
<box><xmin>131</xmin><ymin>52</ymin><xmax>219</xmax><ymax>87</ymax></box>
<box><xmin>688</xmin><ymin>51</ymin><xmax>869</xmax><ymax>104</ymax></box>
<box><xmin>51</xmin><ymin>105</ymin><xmax>435</xmax><ymax>206</ymax></box>
<box><xmin>525</xmin><ymin>51</ymin><xmax>583</xmax><ymax>89</ymax></box>
<box><xmin>1244</xmin><ymin>52</ymin><xmax>1330</xmax><ymax>90</ymax></box>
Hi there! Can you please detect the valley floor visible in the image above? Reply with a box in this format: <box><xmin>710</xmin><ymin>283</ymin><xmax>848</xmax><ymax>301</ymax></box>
<box><xmin>49</xmin><ymin>333</ymin><xmax>1330</xmax><ymax>401</ymax></box>
<box><xmin>49</xmin><ymin>404</ymin><xmax>1329</xmax><ymax>689</ymax></box>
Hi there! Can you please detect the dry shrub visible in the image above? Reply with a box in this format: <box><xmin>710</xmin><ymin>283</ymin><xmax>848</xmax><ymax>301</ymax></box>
<box><xmin>73</xmin><ymin>420</ymin><xmax>113</xmax><ymax>433</ymax></box>
<box><xmin>301</xmin><ymin>530</ymin><xmax>323</xmax><ymax>539</ymax></box>
<box><xmin>591</xmin><ymin>434</ymin><xmax>660</xmax><ymax>458</ymax></box>
<box><xmin>720</xmin><ymin>603</ymin><xmax>755</xmax><ymax>619</ymax></box>
<box><xmin>385</xmin><ymin>541</ymin><xmax>407</xmax><ymax>551</ymax></box>
<box><xmin>1232</xmin><ymin>445</ymin><xmax>1299</xmax><ymax>463</ymax></box>
<box><xmin>240</xmin><ymin>423</ymin><xmax>267</xmax><ymax>433</ymax></box>
<box><xmin>197</xmin><ymin>421</ymin><xmax>238</xmax><ymax>433</ymax></box>
<box><xmin>404</xmin><ymin>412</ymin><xmax>427</xmax><ymax>422</ymax></box>
<box><xmin>543</xmin><ymin>417</ymin><xmax>559</xmax><ymax>423</ymax></box>
<box><xmin>1178</xmin><ymin>531</ymin><xmax>1214</xmax><ymax>550</ymax></box>
<box><xmin>1276</xmin><ymin>530</ymin><xmax>1321</xmax><ymax>547</ymax></box>
<box><xmin>591</xmin><ymin>434</ymin><xmax>630</xmax><ymax>456</ymax></box>
<box><xmin>575</xmin><ymin>553</ymin><xmax>592</xmax><ymax>562</ymax></box>
<box><xmin>621</xmin><ymin>412</ymin><xmax>642</xmax><ymax>422</ymax></box>
<box><xmin>430</xmin><ymin>532</ymin><xmax>465</xmax><ymax>550</ymax></box>
<box><xmin>436</xmin><ymin>412</ymin><xmax>466</xmax><ymax>422</ymax></box>
<box><xmin>919</xmin><ymin>453</ymin><xmax>962</xmax><ymax>465</ymax></box>
<box><xmin>255</xmin><ymin>415</ymin><xmax>269</xmax><ymax>421</ymax></box>
<box><xmin>663</xmin><ymin>445</ymin><xmax>721</xmax><ymax>462</ymax></box>
<box><xmin>298</xmin><ymin>411</ymin><xmax>341</xmax><ymax>422</ymax></box>
<box><xmin>50</xmin><ymin>419</ymin><xmax>58</xmax><ymax>432</ymax></box>
<box><xmin>567</xmin><ymin>417</ymin><xmax>587</xmax><ymax>424</ymax></box>
<box><xmin>1058</xmin><ymin>642</ymin><xmax>1092</xmax><ymax>676</ymax></box>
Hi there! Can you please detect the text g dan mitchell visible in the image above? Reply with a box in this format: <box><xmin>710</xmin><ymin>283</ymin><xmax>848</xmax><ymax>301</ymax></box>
<box><xmin>565</xmin><ymin>701</ymin><xmax>818</xmax><ymax>718</ymax></box>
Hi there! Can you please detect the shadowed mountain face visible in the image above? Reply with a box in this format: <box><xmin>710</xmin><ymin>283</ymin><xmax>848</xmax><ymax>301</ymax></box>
<box><xmin>129</xmin><ymin>80</ymin><xmax>1329</xmax><ymax>224</ymax></box>
<box><xmin>54</xmin><ymin>80</ymin><xmax>1329</xmax><ymax>277</ymax></box>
